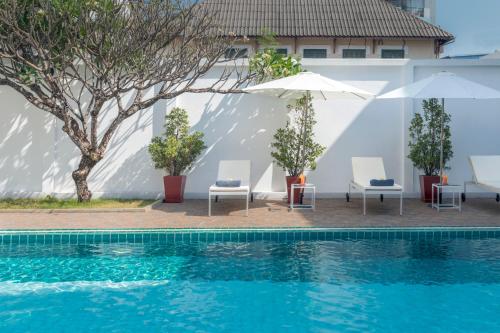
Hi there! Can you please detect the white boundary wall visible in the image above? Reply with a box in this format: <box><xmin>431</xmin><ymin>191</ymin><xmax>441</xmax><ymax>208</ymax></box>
<box><xmin>2</xmin><ymin>59</ymin><xmax>500</xmax><ymax>199</ymax></box>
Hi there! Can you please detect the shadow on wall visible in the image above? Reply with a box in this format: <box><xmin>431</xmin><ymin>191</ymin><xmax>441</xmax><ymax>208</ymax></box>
<box><xmin>1</xmin><ymin>88</ymin><xmax>162</xmax><ymax>198</ymax></box>
<box><xmin>0</xmin><ymin>88</ymin><xmax>52</xmax><ymax>196</ymax></box>
<box><xmin>180</xmin><ymin>91</ymin><xmax>289</xmax><ymax>195</ymax></box>
<box><xmin>95</xmin><ymin>107</ymin><xmax>163</xmax><ymax>197</ymax></box>
<box><xmin>102</xmin><ymin>146</ymin><xmax>163</xmax><ymax>199</ymax></box>
<box><xmin>308</xmin><ymin>98</ymin><xmax>402</xmax><ymax>195</ymax></box>
<box><xmin>305</xmin><ymin>65</ymin><xmax>403</xmax><ymax>195</ymax></box>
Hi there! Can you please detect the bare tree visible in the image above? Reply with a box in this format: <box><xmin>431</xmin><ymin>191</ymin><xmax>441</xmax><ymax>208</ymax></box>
<box><xmin>0</xmin><ymin>0</ymin><xmax>250</xmax><ymax>201</ymax></box>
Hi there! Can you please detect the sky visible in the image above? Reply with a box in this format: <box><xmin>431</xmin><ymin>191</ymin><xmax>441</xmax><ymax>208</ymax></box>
<box><xmin>437</xmin><ymin>0</ymin><xmax>500</xmax><ymax>57</ymax></box>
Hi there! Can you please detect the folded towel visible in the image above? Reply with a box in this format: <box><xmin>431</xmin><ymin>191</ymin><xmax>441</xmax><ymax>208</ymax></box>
<box><xmin>216</xmin><ymin>180</ymin><xmax>241</xmax><ymax>187</ymax></box>
<box><xmin>370</xmin><ymin>179</ymin><xmax>395</xmax><ymax>186</ymax></box>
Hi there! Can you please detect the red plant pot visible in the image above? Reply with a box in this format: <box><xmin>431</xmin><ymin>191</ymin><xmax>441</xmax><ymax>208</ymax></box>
<box><xmin>286</xmin><ymin>176</ymin><xmax>306</xmax><ymax>204</ymax></box>
<box><xmin>419</xmin><ymin>175</ymin><xmax>441</xmax><ymax>203</ymax></box>
<box><xmin>163</xmin><ymin>175</ymin><xmax>187</xmax><ymax>203</ymax></box>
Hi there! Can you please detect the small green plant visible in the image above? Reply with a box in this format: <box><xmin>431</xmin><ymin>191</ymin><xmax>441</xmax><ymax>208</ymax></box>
<box><xmin>408</xmin><ymin>99</ymin><xmax>453</xmax><ymax>176</ymax></box>
<box><xmin>249</xmin><ymin>49</ymin><xmax>302</xmax><ymax>83</ymax></box>
<box><xmin>148</xmin><ymin>107</ymin><xmax>206</xmax><ymax>176</ymax></box>
<box><xmin>271</xmin><ymin>93</ymin><xmax>326</xmax><ymax>176</ymax></box>
<box><xmin>249</xmin><ymin>31</ymin><xmax>302</xmax><ymax>83</ymax></box>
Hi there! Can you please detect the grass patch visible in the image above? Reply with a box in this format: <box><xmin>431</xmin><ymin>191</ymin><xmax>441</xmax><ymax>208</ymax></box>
<box><xmin>0</xmin><ymin>197</ymin><xmax>156</xmax><ymax>210</ymax></box>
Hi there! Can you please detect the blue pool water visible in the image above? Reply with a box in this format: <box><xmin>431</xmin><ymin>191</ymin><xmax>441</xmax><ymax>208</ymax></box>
<box><xmin>0</xmin><ymin>230</ymin><xmax>499</xmax><ymax>333</ymax></box>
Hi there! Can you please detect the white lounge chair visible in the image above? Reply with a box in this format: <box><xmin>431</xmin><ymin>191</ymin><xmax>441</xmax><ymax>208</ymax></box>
<box><xmin>209</xmin><ymin>160</ymin><xmax>252</xmax><ymax>217</ymax></box>
<box><xmin>463</xmin><ymin>156</ymin><xmax>500</xmax><ymax>203</ymax></box>
<box><xmin>347</xmin><ymin>157</ymin><xmax>403</xmax><ymax>215</ymax></box>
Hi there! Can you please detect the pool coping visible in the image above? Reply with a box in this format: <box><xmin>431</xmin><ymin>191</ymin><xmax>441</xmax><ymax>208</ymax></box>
<box><xmin>1</xmin><ymin>226</ymin><xmax>499</xmax><ymax>234</ymax></box>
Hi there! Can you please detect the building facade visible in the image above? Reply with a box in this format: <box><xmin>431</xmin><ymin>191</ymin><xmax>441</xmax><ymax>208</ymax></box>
<box><xmin>204</xmin><ymin>0</ymin><xmax>451</xmax><ymax>60</ymax></box>
<box><xmin>387</xmin><ymin>0</ymin><xmax>436</xmax><ymax>23</ymax></box>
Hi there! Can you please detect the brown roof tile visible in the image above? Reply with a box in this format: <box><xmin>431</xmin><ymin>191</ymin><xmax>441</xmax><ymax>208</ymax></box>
<box><xmin>201</xmin><ymin>0</ymin><xmax>453</xmax><ymax>42</ymax></box>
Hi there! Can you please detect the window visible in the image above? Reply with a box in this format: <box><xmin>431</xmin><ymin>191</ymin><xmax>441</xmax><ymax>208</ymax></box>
<box><xmin>275</xmin><ymin>48</ymin><xmax>288</xmax><ymax>56</ymax></box>
<box><xmin>303</xmin><ymin>49</ymin><xmax>327</xmax><ymax>58</ymax></box>
<box><xmin>381</xmin><ymin>49</ymin><xmax>405</xmax><ymax>59</ymax></box>
<box><xmin>257</xmin><ymin>48</ymin><xmax>288</xmax><ymax>56</ymax></box>
<box><xmin>225</xmin><ymin>48</ymin><xmax>248</xmax><ymax>59</ymax></box>
<box><xmin>342</xmin><ymin>49</ymin><xmax>366</xmax><ymax>59</ymax></box>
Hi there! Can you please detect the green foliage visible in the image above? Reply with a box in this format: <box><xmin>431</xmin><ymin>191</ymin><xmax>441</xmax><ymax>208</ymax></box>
<box><xmin>271</xmin><ymin>94</ymin><xmax>326</xmax><ymax>176</ymax></box>
<box><xmin>408</xmin><ymin>98</ymin><xmax>453</xmax><ymax>176</ymax></box>
<box><xmin>249</xmin><ymin>31</ymin><xmax>302</xmax><ymax>83</ymax></box>
<box><xmin>249</xmin><ymin>49</ymin><xmax>302</xmax><ymax>83</ymax></box>
<box><xmin>148</xmin><ymin>107</ymin><xmax>206</xmax><ymax>176</ymax></box>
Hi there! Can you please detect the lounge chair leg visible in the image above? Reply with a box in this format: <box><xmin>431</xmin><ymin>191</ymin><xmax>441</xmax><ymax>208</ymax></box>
<box><xmin>463</xmin><ymin>182</ymin><xmax>467</xmax><ymax>202</ymax></box>
<box><xmin>380</xmin><ymin>194</ymin><xmax>384</xmax><ymax>203</ymax></box>
<box><xmin>251</xmin><ymin>193</ymin><xmax>254</xmax><ymax>203</ymax></box>
<box><xmin>215</xmin><ymin>195</ymin><xmax>218</xmax><ymax>203</ymax></box>
<box><xmin>363</xmin><ymin>192</ymin><xmax>366</xmax><ymax>215</ymax></box>
<box><xmin>497</xmin><ymin>194</ymin><xmax>500</xmax><ymax>202</ymax></box>
<box><xmin>208</xmin><ymin>193</ymin><xmax>211</xmax><ymax>217</ymax></box>
<box><xmin>400</xmin><ymin>192</ymin><xmax>403</xmax><ymax>216</ymax></box>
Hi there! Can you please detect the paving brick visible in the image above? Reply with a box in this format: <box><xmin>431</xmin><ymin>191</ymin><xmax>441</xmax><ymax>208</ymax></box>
<box><xmin>0</xmin><ymin>199</ymin><xmax>498</xmax><ymax>230</ymax></box>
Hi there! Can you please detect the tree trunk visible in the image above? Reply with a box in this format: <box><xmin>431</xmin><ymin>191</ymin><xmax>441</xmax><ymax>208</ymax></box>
<box><xmin>72</xmin><ymin>154</ymin><xmax>99</xmax><ymax>202</ymax></box>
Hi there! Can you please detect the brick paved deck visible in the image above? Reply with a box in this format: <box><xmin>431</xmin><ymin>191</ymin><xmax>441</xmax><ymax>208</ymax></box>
<box><xmin>0</xmin><ymin>198</ymin><xmax>499</xmax><ymax>230</ymax></box>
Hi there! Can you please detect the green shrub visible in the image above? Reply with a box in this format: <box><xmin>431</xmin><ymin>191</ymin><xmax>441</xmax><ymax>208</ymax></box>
<box><xmin>148</xmin><ymin>107</ymin><xmax>206</xmax><ymax>176</ymax></box>
<box><xmin>249</xmin><ymin>48</ymin><xmax>302</xmax><ymax>83</ymax></box>
<box><xmin>408</xmin><ymin>99</ymin><xmax>453</xmax><ymax>176</ymax></box>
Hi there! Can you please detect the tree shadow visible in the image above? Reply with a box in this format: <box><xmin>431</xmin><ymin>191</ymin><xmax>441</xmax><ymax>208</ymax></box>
<box><xmin>0</xmin><ymin>87</ymin><xmax>51</xmax><ymax>197</ymax></box>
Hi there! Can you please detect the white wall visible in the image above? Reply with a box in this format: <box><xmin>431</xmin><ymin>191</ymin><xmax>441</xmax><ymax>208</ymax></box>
<box><xmin>2</xmin><ymin>59</ymin><xmax>500</xmax><ymax>199</ymax></box>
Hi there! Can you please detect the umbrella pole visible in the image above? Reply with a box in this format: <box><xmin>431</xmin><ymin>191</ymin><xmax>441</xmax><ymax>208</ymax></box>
<box><xmin>300</xmin><ymin>92</ymin><xmax>310</xmax><ymax>174</ymax></box>
<box><xmin>439</xmin><ymin>98</ymin><xmax>445</xmax><ymax>185</ymax></box>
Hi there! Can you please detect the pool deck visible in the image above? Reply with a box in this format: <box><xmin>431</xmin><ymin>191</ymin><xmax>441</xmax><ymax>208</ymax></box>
<box><xmin>0</xmin><ymin>198</ymin><xmax>499</xmax><ymax>230</ymax></box>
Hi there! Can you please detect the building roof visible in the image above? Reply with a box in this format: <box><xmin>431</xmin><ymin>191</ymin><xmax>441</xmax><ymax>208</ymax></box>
<box><xmin>201</xmin><ymin>0</ymin><xmax>453</xmax><ymax>42</ymax></box>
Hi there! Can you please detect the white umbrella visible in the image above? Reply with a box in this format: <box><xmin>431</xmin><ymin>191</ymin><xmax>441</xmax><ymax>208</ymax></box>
<box><xmin>244</xmin><ymin>71</ymin><xmax>374</xmax><ymax>172</ymax></box>
<box><xmin>378</xmin><ymin>71</ymin><xmax>500</xmax><ymax>183</ymax></box>
<box><xmin>243</xmin><ymin>71</ymin><xmax>374</xmax><ymax>100</ymax></box>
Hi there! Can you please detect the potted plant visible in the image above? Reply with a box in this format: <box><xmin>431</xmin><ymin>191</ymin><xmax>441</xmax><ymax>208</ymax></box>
<box><xmin>408</xmin><ymin>98</ymin><xmax>453</xmax><ymax>202</ymax></box>
<box><xmin>148</xmin><ymin>107</ymin><xmax>206</xmax><ymax>203</ymax></box>
<box><xmin>271</xmin><ymin>93</ymin><xmax>326</xmax><ymax>203</ymax></box>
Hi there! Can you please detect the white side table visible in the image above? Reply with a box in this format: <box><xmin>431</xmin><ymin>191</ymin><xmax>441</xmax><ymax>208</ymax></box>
<box><xmin>290</xmin><ymin>183</ymin><xmax>316</xmax><ymax>211</ymax></box>
<box><xmin>432</xmin><ymin>184</ymin><xmax>463</xmax><ymax>212</ymax></box>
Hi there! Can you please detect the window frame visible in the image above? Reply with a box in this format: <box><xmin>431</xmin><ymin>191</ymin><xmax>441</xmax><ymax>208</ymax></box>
<box><xmin>381</xmin><ymin>49</ymin><xmax>406</xmax><ymax>59</ymax></box>
<box><xmin>258</xmin><ymin>46</ymin><xmax>291</xmax><ymax>56</ymax></box>
<box><xmin>302</xmin><ymin>48</ymin><xmax>328</xmax><ymax>59</ymax></box>
<box><xmin>341</xmin><ymin>48</ymin><xmax>367</xmax><ymax>59</ymax></box>
<box><xmin>275</xmin><ymin>48</ymin><xmax>289</xmax><ymax>56</ymax></box>
<box><xmin>224</xmin><ymin>47</ymin><xmax>249</xmax><ymax>59</ymax></box>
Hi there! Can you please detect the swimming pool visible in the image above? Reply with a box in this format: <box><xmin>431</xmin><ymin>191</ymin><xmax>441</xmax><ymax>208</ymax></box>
<box><xmin>0</xmin><ymin>228</ymin><xmax>499</xmax><ymax>333</ymax></box>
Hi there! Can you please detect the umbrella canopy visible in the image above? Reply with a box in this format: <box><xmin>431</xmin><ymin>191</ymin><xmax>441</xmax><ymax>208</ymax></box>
<box><xmin>378</xmin><ymin>71</ymin><xmax>500</xmax><ymax>99</ymax></box>
<box><xmin>377</xmin><ymin>71</ymin><xmax>500</xmax><ymax>186</ymax></box>
<box><xmin>243</xmin><ymin>72</ymin><xmax>374</xmax><ymax>100</ymax></box>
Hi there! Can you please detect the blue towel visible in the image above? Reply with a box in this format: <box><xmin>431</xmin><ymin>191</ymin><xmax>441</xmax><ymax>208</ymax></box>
<box><xmin>370</xmin><ymin>179</ymin><xmax>395</xmax><ymax>186</ymax></box>
<box><xmin>216</xmin><ymin>180</ymin><xmax>241</xmax><ymax>187</ymax></box>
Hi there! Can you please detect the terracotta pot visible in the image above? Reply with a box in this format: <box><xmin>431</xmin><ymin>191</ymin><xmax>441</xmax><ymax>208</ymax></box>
<box><xmin>163</xmin><ymin>175</ymin><xmax>187</xmax><ymax>203</ymax></box>
<box><xmin>286</xmin><ymin>176</ymin><xmax>306</xmax><ymax>204</ymax></box>
<box><xmin>419</xmin><ymin>175</ymin><xmax>440</xmax><ymax>203</ymax></box>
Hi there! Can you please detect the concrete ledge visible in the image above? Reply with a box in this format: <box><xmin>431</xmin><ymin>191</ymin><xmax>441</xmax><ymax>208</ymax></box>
<box><xmin>0</xmin><ymin>200</ymin><xmax>162</xmax><ymax>214</ymax></box>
